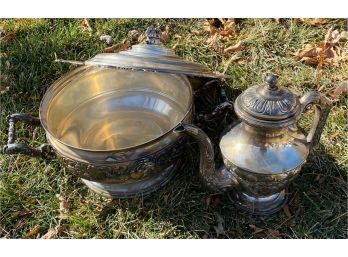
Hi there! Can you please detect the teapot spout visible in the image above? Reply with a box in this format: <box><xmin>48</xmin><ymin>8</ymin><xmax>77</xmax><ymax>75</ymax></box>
<box><xmin>174</xmin><ymin>124</ymin><xmax>238</xmax><ymax>193</ymax></box>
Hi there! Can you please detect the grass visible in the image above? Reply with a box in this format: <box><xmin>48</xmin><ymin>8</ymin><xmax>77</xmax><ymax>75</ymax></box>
<box><xmin>0</xmin><ymin>18</ymin><xmax>347</xmax><ymax>239</ymax></box>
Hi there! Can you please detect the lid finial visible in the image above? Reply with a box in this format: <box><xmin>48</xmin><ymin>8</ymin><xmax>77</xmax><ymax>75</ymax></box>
<box><xmin>266</xmin><ymin>73</ymin><xmax>278</xmax><ymax>90</ymax></box>
<box><xmin>145</xmin><ymin>26</ymin><xmax>161</xmax><ymax>45</ymax></box>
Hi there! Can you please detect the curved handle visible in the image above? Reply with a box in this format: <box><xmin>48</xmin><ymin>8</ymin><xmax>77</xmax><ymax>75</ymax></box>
<box><xmin>299</xmin><ymin>91</ymin><xmax>332</xmax><ymax>149</ymax></box>
<box><xmin>174</xmin><ymin>123</ymin><xmax>237</xmax><ymax>193</ymax></box>
<box><xmin>2</xmin><ymin>113</ymin><xmax>52</xmax><ymax>157</ymax></box>
<box><xmin>195</xmin><ymin>80</ymin><xmax>233</xmax><ymax>123</ymax></box>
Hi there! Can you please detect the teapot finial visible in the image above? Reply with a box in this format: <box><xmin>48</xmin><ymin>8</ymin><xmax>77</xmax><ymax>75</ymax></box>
<box><xmin>266</xmin><ymin>73</ymin><xmax>278</xmax><ymax>90</ymax></box>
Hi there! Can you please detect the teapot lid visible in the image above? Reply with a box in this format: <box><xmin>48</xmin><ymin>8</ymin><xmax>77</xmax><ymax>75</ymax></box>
<box><xmin>234</xmin><ymin>74</ymin><xmax>302</xmax><ymax>128</ymax></box>
<box><xmin>85</xmin><ymin>26</ymin><xmax>226</xmax><ymax>80</ymax></box>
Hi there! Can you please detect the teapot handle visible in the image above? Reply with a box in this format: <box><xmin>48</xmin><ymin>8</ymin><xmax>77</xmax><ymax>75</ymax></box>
<box><xmin>2</xmin><ymin>113</ymin><xmax>52</xmax><ymax>157</ymax></box>
<box><xmin>299</xmin><ymin>91</ymin><xmax>332</xmax><ymax>149</ymax></box>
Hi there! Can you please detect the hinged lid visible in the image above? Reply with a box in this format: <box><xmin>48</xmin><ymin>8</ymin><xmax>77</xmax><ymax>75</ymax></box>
<box><xmin>85</xmin><ymin>26</ymin><xmax>226</xmax><ymax>80</ymax></box>
<box><xmin>234</xmin><ymin>74</ymin><xmax>302</xmax><ymax>128</ymax></box>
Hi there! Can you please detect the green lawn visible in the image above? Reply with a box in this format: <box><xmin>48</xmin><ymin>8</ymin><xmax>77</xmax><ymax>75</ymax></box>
<box><xmin>0</xmin><ymin>18</ymin><xmax>347</xmax><ymax>238</ymax></box>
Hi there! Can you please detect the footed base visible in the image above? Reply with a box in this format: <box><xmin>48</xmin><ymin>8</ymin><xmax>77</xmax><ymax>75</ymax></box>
<box><xmin>227</xmin><ymin>190</ymin><xmax>287</xmax><ymax>216</ymax></box>
<box><xmin>81</xmin><ymin>162</ymin><xmax>179</xmax><ymax>199</ymax></box>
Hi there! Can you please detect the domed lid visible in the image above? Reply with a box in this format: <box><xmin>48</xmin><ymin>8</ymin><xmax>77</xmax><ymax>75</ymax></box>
<box><xmin>234</xmin><ymin>74</ymin><xmax>302</xmax><ymax>128</ymax></box>
<box><xmin>85</xmin><ymin>26</ymin><xmax>226</xmax><ymax>80</ymax></box>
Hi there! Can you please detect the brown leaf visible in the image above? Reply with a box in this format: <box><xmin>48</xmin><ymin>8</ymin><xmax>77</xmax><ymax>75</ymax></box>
<box><xmin>224</xmin><ymin>40</ymin><xmax>243</xmax><ymax>55</ymax></box>
<box><xmin>103</xmin><ymin>40</ymin><xmax>131</xmax><ymax>53</ymax></box>
<box><xmin>40</xmin><ymin>229</ymin><xmax>57</xmax><ymax>239</ymax></box>
<box><xmin>138</xmin><ymin>32</ymin><xmax>146</xmax><ymax>43</ymax></box>
<box><xmin>160</xmin><ymin>25</ymin><xmax>170</xmax><ymax>44</ymax></box>
<box><xmin>128</xmin><ymin>30</ymin><xmax>139</xmax><ymax>42</ymax></box>
<box><xmin>249</xmin><ymin>224</ymin><xmax>263</xmax><ymax>234</ymax></box>
<box><xmin>11</xmin><ymin>209</ymin><xmax>33</xmax><ymax>218</ymax></box>
<box><xmin>327</xmin><ymin>81</ymin><xmax>348</xmax><ymax>102</ymax></box>
<box><xmin>25</xmin><ymin>224</ymin><xmax>41</xmax><ymax>238</ymax></box>
<box><xmin>293</xmin><ymin>27</ymin><xmax>348</xmax><ymax>67</ymax></box>
<box><xmin>283</xmin><ymin>204</ymin><xmax>292</xmax><ymax>218</ymax></box>
<box><xmin>297</xmin><ymin>18</ymin><xmax>331</xmax><ymax>26</ymax></box>
<box><xmin>1</xmin><ymin>31</ymin><xmax>16</xmax><ymax>41</ymax></box>
<box><xmin>0</xmin><ymin>86</ymin><xmax>10</xmax><ymax>94</ymax></box>
<box><xmin>41</xmin><ymin>226</ymin><xmax>63</xmax><ymax>239</ymax></box>
<box><xmin>80</xmin><ymin>18</ymin><xmax>92</xmax><ymax>31</ymax></box>
<box><xmin>14</xmin><ymin>219</ymin><xmax>27</xmax><ymax>229</ymax></box>
<box><xmin>205</xmin><ymin>18</ymin><xmax>238</xmax><ymax>54</ymax></box>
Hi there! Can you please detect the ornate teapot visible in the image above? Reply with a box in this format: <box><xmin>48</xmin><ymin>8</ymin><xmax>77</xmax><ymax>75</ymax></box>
<box><xmin>176</xmin><ymin>74</ymin><xmax>332</xmax><ymax>215</ymax></box>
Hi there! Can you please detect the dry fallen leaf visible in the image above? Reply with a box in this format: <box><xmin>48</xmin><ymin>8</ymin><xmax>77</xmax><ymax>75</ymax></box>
<box><xmin>41</xmin><ymin>226</ymin><xmax>64</xmax><ymax>239</ymax></box>
<box><xmin>128</xmin><ymin>30</ymin><xmax>139</xmax><ymax>42</ymax></box>
<box><xmin>138</xmin><ymin>32</ymin><xmax>146</xmax><ymax>43</ymax></box>
<box><xmin>294</xmin><ymin>27</ymin><xmax>348</xmax><ymax>67</ymax></box>
<box><xmin>283</xmin><ymin>204</ymin><xmax>292</xmax><ymax>218</ymax></box>
<box><xmin>14</xmin><ymin>218</ymin><xmax>27</xmax><ymax>230</ymax></box>
<box><xmin>249</xmin><ymin>224</ymin><xmax>263</xmax><ymax>234</ymax></box>
<box><xmin>327</xmin><ymin>81</ymin><xmax>348</xmax><ymax>103</ymax></box>
<box><xmin>40</xmin><ymin>228</ymin><xmax>57</xmax><ymax>239</ymax></box>
<box><xmin>297</xmin><ymin>18</ymin><xmax>331</xmax><ymax>26</ymax></box>
<box><xmin>204</xmin><ymin>19</ymin><xmax>238</xmax><ymax>54</ymax></box>
<box><xmin>80</xmin><ymin>18</ymin><xmax>93</xmax><ymax>32</ymax></box>
<box><xmin>0</xmin><ymin>31</ymin><xmax>16</xmax><ymax>42</ymax></box>
<box><xmin>103</xmin><ymin>40</ymin><xmax>131</xmax><ymax>53</ymax></box>
<box><xmin>11</xmin><ymin>209</ymin><xmax>33</xmax><ymax>218</ymax></box>
<box><xmin>25</xmin><ymin>224</ymin><xmax>41</xmax><ymax>238</ymax></box>
<box><xmin>0</xmin><ymin>86</ymin><xmax>10</xmax><ymax>94</ymax></box>
<box><xmin>160</xmin><ymin>25</ymin><xmax>170</xmax><ymax>44</ymax></box>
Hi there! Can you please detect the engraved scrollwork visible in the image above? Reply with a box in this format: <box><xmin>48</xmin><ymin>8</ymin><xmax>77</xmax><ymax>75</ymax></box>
<box><xmin>56</xmin><ymin>137</ymin><xmax>187</xmax><ymax>184</ymax></box>
<box><xmin>242</xmin><ymin>90</ymin><xmax>295</xmax><ymax>116</ymax></box>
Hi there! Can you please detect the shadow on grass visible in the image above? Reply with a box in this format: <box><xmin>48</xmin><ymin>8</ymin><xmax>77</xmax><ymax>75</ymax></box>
<box><xmin>94</xmin><ymin>143</ymin><xmax>347</xmax><ymax>239</ymax></box>
<box><xmin>1</xmin><ymin>19</ymin><xmax>346</xmax><ymax>239</ymax></box>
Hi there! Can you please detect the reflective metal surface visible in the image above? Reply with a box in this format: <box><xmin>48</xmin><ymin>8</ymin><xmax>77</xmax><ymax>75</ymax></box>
<box><xmin>3</xmin><ymin>25</ymin><xmax>229</xmax><ymax>199</ymax></box>
<box><xmin>41</xmin><ymin>67</ymin><xmax>191</xmax><ymax>151</ymax></box>
<box><xmin>178</xmin><ymin>74</ymin><xmax>332</xmax><ymax>215</ymax></box>
<box><xmin>86</xmin><ymin>26</ymin><xmax>226</xmax><ymax>83</ymax></box>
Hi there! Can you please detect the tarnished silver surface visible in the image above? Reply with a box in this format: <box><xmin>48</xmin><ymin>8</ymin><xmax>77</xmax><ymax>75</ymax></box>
<box><xmin>86</xmin><ymin>26</ymin><xmax>226</xmax><ymax>83</ymax></box>
<box><xmin>178</xmin><ymin>74</ymin><xmax>333</xmax><ymax>215</ymax></box>
<box><xmin>3</xmin><ymin>26</ymin><xmax>229</xmax><ymax>198</ymax></box>
<box><xmin>81</xmin><ymin>161</ymin><xmax>180</xmax><ymax>198</ymax></box>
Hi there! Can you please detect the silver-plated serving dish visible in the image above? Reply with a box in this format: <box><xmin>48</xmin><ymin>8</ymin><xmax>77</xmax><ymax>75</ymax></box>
<box><xmin>3</xmin><ymin>27</ymin><xmax>230</xmax><ymax>198</ymax></box>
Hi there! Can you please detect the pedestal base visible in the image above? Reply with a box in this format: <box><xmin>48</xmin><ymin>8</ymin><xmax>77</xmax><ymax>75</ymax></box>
<box><xmin>227</xmin><ymin>190</ymin><xmax>287</xmax><ymax>215</ymax></box>
<box><xmin>81</xmin><ymin>162</ymin><xmax>178</xmax><ymax>199</ymax></box>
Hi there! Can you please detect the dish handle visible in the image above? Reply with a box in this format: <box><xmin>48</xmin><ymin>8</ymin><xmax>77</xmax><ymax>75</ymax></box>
<box><xmin>195</xmin><ymin>80</ymin><xmax>233</xmax><ymax>123</ymax></box>
<box><xmin>3</xmin><ymin>113</ymin><xmax>52</xmax><ymax>157</ymax></box>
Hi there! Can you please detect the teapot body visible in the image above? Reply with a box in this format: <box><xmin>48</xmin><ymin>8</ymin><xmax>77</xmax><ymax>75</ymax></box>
<box><xmin>220</xmin><ymin>121</ymin><xmax>309</xmax><ymax>214</ymax></box>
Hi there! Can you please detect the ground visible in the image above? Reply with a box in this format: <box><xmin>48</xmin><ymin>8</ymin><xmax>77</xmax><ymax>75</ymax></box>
<box><xmin>0</xmin><ymin>18</ymin><xmax>347</xmax><ymax>238</ymax></box>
